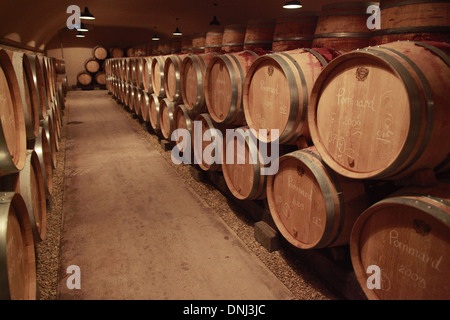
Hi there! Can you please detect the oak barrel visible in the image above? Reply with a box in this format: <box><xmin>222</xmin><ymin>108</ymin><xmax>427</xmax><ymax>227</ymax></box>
<box><xmin>193</xmin><ymin>113</ymin><xmax>223</xmax><ymax>172</ymax></box>
<box><xmin>149</xmin><ymin>93</ymin><xmax>162</xmax><ymax>132</ymax></box>
<box><xmin>243</xmin><ymin>48</ymin><xmax>341</xmax><ymax>144</ymax></box>
<box><xmin>267</xmin><ymin>147</ymin><xmax>369</xmax><ymax>249</ymax></box>
<box><xmin>312</xmin><ymin>1</ymin><xmax>378</xmax><ymax>52</ymax></box>
<box><xmin>272</xmin><ymin>13</ymin><xmax>319</xmax><ymax>52</ymax></box>
<box><xmin>95</xmin><ymin>71</ymin><xmax>106</xmax><ymax>86</ymax></box>
<box><xmin>192</xmin><ymin>33</ymin><xmax>206</xmax><ymax>54</ymax></box>
<box><xmin>204</xmin><ymin>50</ymin><xmax>261</xmax><ymax>125</ymax></box>
<box><xmin>151</xmin><ymin>56</ymin><xmax>168</xmax><ymax>98</ymax></box>
<box><xmin>0</xmin><ymin>49</ymin><xmax>27</xmax><ymax>177</ymax></box>
<box><xmin>77</xmin><ymin>71</ymin><xmax>93</xmax><ymax>86</ymax></box>
<box><xmin>205</xmin><ymin>26</ymin><xmax>224</xmax><ymax>53</ymax></box>
<box><xmin>84</xmin><ymin>58</ymin><xmax>100</xmax><ymax>74</ymax></box>
<box><xmin>41</xmin><ymin>112</ymin><xmax>57</xmax><ymax>169</ymax></box>
<box><xmin>34</xmin><ymin>126</ymin><xmax>53</xmax><ymax>197</ymax></box>
<box><xmin>142</xmin><ymin>57</ymin><xmax>153</xmax><ymax>93</ymax></box>
<box><xmin>371</xmin><ymin>0</ymin><xmax>450</xmax><ymax>45</ymax></box>
<box><xmin>222</xmin><ymin>127</ymin><xmax>269</xmax><ymax>200</ymax></box>
<box><xmin>93</xmin><ymin>45</ymin><xmax>109</xmax><ymax>61</ymax></box>
<box><xmin>350</xmin><ymin>181</ymin><xmax>450</xmax><ymax>300</ymax></box>
<box><xmin>0</xmin><ymin>192</ymin><xmax>37</xmax><ymax>300</ymax></box>
<box><xmin>159</xmin><ymin>98</ymin><xmax>177</xmax><ymax>140</ymax></box>
<box><xmin>180</xmin><ymin>52</ymin><xmax>218</xmax><ymax>115</ymax></box>
<box><xmin>164</xmin><ymin>54</ymin><xmax>189</xmax><ymax>103</ymax></box>
<box><xmin>24</xmin><ymin>55</ymin><xmax>47</xmax><ymax>120</ymax></box>
<box><xmin>221</xmin><ymin>24</ymin><xmax>247</xmax><ymax>53</ymax></box>
<box><xmin>244</xmin><ymin>19</ymin><xmax>276</xmax><ymax>51</ymax></box>
<box><xmin>110</xmin><ymin>47</ymin><xmax>124</xmax><ymax>58</ymax></box>
<box><xmin>140</xmin><ymin>90</ymin><xmax>150</xmax><ymax>122</ymax></box>
<box><xmin>172</xmin><ymin>105</ymin><xmax>194</xmax><ymax>156</ymax></box>
<box><xmin>181</xmin><ymin>35</ymin><xmax>194</xmax><ymax>54</ymax></box>
<box><xmin>308</xmin><ymin>41</ymin><xmax>450</xmax><ymax>180</ymax></box>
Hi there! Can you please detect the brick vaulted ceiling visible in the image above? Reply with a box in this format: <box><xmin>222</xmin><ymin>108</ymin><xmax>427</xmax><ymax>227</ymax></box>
<box><xmin>0</xmin><ymin>0</ymin><xmax>366</xmax><ymax>50</ymax></box>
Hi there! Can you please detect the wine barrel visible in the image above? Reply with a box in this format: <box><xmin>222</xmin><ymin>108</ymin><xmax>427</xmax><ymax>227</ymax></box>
<box><xmin>164</xmin><ymin>54</ymin><xmax>189</xmax><ymax>103</ymax></box>
<box><xmin>149</xmin><ymin>93</ymin><xmax>162</xmax><ymax>132</ymax></box>
<box><xmin>204</xmin><ymin>50</ymin><xmax>261</xmax><ymax>125</ymax></box>
<box><xmin>193</xmin><ymin>113</ymin><xmax>223</xmax><ymax>172</ymax></box>
<box><xmin>77</xmin><ymin>71</ymin><xmax>93</xmax><ymax>86</ymax></box>
<box><xmin>140</xmin><ymin>90</ymin><xmax>150</xmax><ymax>122</ymax></box>
<box><xmin>53</xmin><ymin>59</ymin><xmax>66</xmax><ymax>74</ymax></box>
<box><xmin>180</xmin><ymin>52</ymin><xmax>218</xmax><ymax>115</ymax></box>
<box><xmin>34</xmin><ymin>126</ymin><xmax>53</xmax><ymax>197</ymax></box>
<box><xmin>371</xmin><ymin>0</ymin><xmax>450</xmax><ymax>45</ymax></box>
<box><xmin>0</xmin><ymin>49</ymin><xmax>27</xmax><ymax>177</ymax></box>
<box><xmin>308</xmin><ymin>41</ymin><xmax>450</xmax><ymax>180</ymax></box>
<box><xmin>134</xmin><ymin>58</ymin><xmax>145</xmax><ymax>89</ymax></box>
<box><xmin>267</xmin><ymin>147</ymin><xmax>369</xmax><ymax>249</ymax></box>
<box><xmin>126</xmin><ymin>47</ymin><xmax>134</xmax><ymax>57</ymax></box>
<box><xmin>173</xmin><ymin>105</ymin><xmax>194</xmax><ymax>155</ymax></box>
<box><xmin>312</xmin><ymin>1</ymin><xmax>378</xmax><ymax>52</ymax></box>
<box><xmin>192</xmin><ymin>33</ymin><xmax>206</xmax><ymax>54</ymax></box>
<box><xmin>272</xmin><ymin>12</ymin><xmax>319</xmax><ymax>52</ymax></box>
<box><xmin>18</xmin><ymin>150</ymin><xmax>47</xmax><ymax>243</ymax></box>
<box><xmin>9</xmin><ymin>51</ymin><xmax>39</xmax><ymax>142</ymax></box>
<box><xmin>244</xmin><ymin>19</ymin><xmax>276</xmax><ymax>51</ymax></box>
<box><xmin>350</xmin><ymin>181</ymin><xmax>450</xmax><ymax>300</ymax></box>
<box><xmin>221</xmin><ymin>24</ymin><xmax>246</xmax><ymax>53</ymax></box>
<box><xmin>41</xmin><ymin>112</ymin><xmax>57</xmax><ymax>169</ymax></box>
<box><xmin>142</xmin><ymin>57</ymin><xmax>153</xmax><ymax>93</ymax></box>
<box><xmin>205</xmin><ymin>26</ymin><xmax>224</xmax><ymax>53</ymax></box>
<box><xmin>243</xmin><ymin>48</ymin><xmax>341</xmax><ymax>145</ymax></box>
<box><xmin>133</xmin><ymin>86</ymin><xmax>141</xmax><ymax>117</ymax></box>
<box><xmin>222</xmin><ymin>127</ymin><xmax>269</xmax><ymax>200</ymax></box>
<box><xmin>151</xmin><ymin>56</ymin><xmax>168</xmax><ymax>98</ymax></box>
<box><xmin>181</xmin><ymin>35</ymin><xmax>194</xmax><ymax>54</ymax></box>
<box><xmin>0</xmin><ymin>192</ymin><xmax>37</xmax><ymax>300</ymax></box>
<box><xmin>93</xmin><ymin>46</ymin><xmax>108</xmax><ymax>60</ymax></box>
<box><xmin>110</xmin><ymin>47</ymin><xmax>124</xmax><ymax>58</ymax></box>
<box><xmin>38</xmin><ymin>56</ymin><xmax>52</xmax><ymax>108</ymax></box>
<box><xmin>171</xmin><ymin>36</ymin><xmax>182</xmax><ymax>54</ymax></box>
<box><xmin>48</xmin><ymin>105</ymin><xmax>60</xmax><ymax>152</ymax></box>
<box><xmin>95</xmin><ymin>71</ymin><xmax>106</xmax><ymax>86</ymax></box>
<box><xmin>24</xmin><ymin>55</ymin><xmax>47</xmax><ymax>120</ymax></box>
<box><xmin>85</xmin><ymin>58</ymin><xmax>100</xmax><ymax>74</ymax></box>
<box><xmin>159</xmin><ymin>98</ymin><xmax>177</xmax><ymax>140</ymax></box>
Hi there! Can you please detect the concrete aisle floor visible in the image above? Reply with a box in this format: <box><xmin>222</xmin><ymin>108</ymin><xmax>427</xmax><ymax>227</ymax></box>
<box><xmin>57</xmin><ymin>91</ymin><xmax>294</xmax><ymax>300</ymax></box>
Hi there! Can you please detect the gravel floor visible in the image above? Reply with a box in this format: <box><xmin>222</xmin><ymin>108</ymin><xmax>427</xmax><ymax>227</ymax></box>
<box><xmin>36</xmin><ymin>91</ymin><xmax>340</xmax><ymax>300</ymax></box>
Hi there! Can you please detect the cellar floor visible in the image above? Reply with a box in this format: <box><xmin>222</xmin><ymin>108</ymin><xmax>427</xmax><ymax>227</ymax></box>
<box><xmin>56</xmin><ymin>90</ymin><xmax>295</xmax><ymax>300</ymax></box>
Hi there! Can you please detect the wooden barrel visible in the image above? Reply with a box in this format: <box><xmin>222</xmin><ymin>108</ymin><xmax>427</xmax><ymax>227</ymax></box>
<box><xmin>18</xmin><ymin>150</ymin><xmax>47</xmax><ymax>243</ymax></box>
<box><xmin>173</xmin><ymin>105</ymin><xmax>194</xmax><ymax>155</ymax></box>
<box><xmin>0</xmin><ymin>192</ymin><xmax>37</xmax><ymax>300</ymax></box>
<box><xmin>85</xmin><ymin>58</ymin><xmax>100</xmax><ymax>74</ymax></box>
<box><xmin>0</xmin><ymin>49</ymin><xmax>27</xmax><ymax>177</ymax></box>
<box><xmin>126</xmin><ymin>47</ymin><xmax>134</xmax><ymax>57</ymax></box>
<box><xmin>164</xmin><ymin>54</ymin><xmax>189</xmax><ymax>103</ymax></box>
<box><xmin>134</xmin><ymin>58</ymin><xmax>145</xmax><ymax>89</ymax></box>
<box><xmin>312</xmin><ymin>1</ymin><xmax>378</xmax><ymax>52</ymax></box>
<box><xmin>142</xmin><ymin>57</ymin><xmax>153</xmax><ymax>93</ymax></box>
<box><xmin>205</xmin><ymin>50</ymin><xmax>265</xmax><ymax>126</ymax></box>
<box><xmin>243</xmin><ymin>48</ymin><xmax>341</xmax><ymax>145</ymax></box>
<box><xmin>24</xmin><ymin>55</ymin><xmax>47</xmax><ymax>120</ymax></box>
<box><xmin>38</xmin><ymin>56</ymin><xmax>53</xmax><ymax>106</ymax></box>
<box><xmin>205</xmin><ymin>26</ymin><xmax>224</xmax><ymax>53</ymax></box>
<box><xmin>110</xmin><ymin>47</ymin><xmax>124</xmax><ymax>58</ymax></box>
<box><xmin>222</xmin><ymin>127</ymin><xmax>269</xmax><ymax>200</ymax></box>
<box><xmin>244</xmin><ymin>19</ymin><xmax>276</xmax><ymax>51</ymax></box>
<box><xmin>128</xmin><ymin>58</ymin><xmax>137</xmax><ymax>85</ymax></box>
<box><xmin>149</xmin><ymin>93</ymin><xmax>162</xmax><ymax>132</ymax></box>
<box><xmin>221</xmin><ymin>24</ymin><xmax>246</xmax><ymax>53</ymax></box>
<box><xmin>371</xmin><ymin>0</ymin><xmax>450</xmax><ymax>45</ymax></box>
<box><xmin>140</xmin><ymin>90</ymin><xmax>150</xmax><ymax>122</ymax></box>
<box><xmin>181</xmin><ymin>35</ymin><xmax>194</xmax><ymax>54</ymax></box>
<box><xmin>133</xmin><ymin>86</ymin><xmax>141</xmax><ymax>117</ymax></box>
<box><xmin>350</xmin><ymin>181</ymin><xmax>450</xmax><ymax>300</ymax></box>
<box><xmin>95</xmin><ymin>71</ymin><xmax>106</xmax><ymax>86</ymax></box>
<box><xmin>171</xmin><ymin>36</ymin><xmax>182</xmax><ymax>54</ymax></box>
<box><xmin>53</xmin><ymin>59</ymin><xmax>66</xmax><ymax>74</ymax></box>
<box><xmin>272</xmin><ymin>12</ymin><xmax>319</xmax><ymax>52</ymax></box>
<box><xmin>9</xmin><ymin>52</ymin><xmax>39</xmax><ymax>142</ymax></box>
<box><xmin>41</xmin><ymin>112</ymin><xmax>57</xmax><ymax>169</ymax></box>
<box><xmin>34</xmin><ymin>126</ymin><xmax>53</xmax><ymax>197</ymax></box>
<box><xmin>180</xmin><ymin>52</ymin><xmax>218</xmax><ymax>115</ymax></box>
<box><xmin>193</xmin><ymin>113</ymin><xmax>223</xmax><ymax>172</ymax></box>
<box><xmin>127</xmin><ymin>84</ymin><xmax>136</xmax><ymax>112</ymax></box>
<box><xmin>93</xmin><ymin>46</ymin><xmax>108</xmax><ymax>60</ymax></box>
<box><xmin>308</xmin><ymin>41</ymin><xmax>450</xmax><ymax>180</ymax></box>
<box><xmin>48</xmin><ymin>106</ymin><xmax>60</xmax><ymax>152</ymax></box>
<box><xmin>151</xmin><ymin>56</ymin><xmax>168</xmax><ymax>98</ymax></box>
<box><xmin>192</xmin><ymin>33</ymin><xmax>207</xmax><ymax>54</ymax></box>
<box><xmin>267</xmin><ymin>147</ymin><xmax>369</xmax><ymax>249</ymax></box>
<box><xmin>159</xmin><ymin>98</ymin><xmax>177</xmax><ymax>140</ymax></box>
<box><xmin>77</xmin><ymin>71</ymin><xmax>93</xmax><ymax>86</ymax></box>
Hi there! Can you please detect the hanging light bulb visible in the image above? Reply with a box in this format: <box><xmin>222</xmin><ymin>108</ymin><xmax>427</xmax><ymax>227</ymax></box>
<box><xmin>80</xmin><ymin>7</ymin><xmax>95</xmax><ymax>20</ymax></box>
<box><xmin>209</xmin><ymin>3</ymin><xmax>220</xmax><ymax>26</ymax></box>
<box><xmin>76</xmin><ymin>31</ymin><xmax>85</xmax><ymax>38</ymax></box>
<box><xmin>173</xmin><ymin>18</ymin><xmax>182</xmax><ymax>36</ymax></box>
<box><xmin>152</xmin><ymin>26</ymin><xmax>160</xmax><ymax>41</ymax></box>
<box><xmin>77</xmin><ymin>22</ymin><xmax>89</xmax><ymax>32</ymax></box>
<box><xmin>283</xmin><ymin>1</ymin><xmax>302</xmax><ymax>9</ymax></box>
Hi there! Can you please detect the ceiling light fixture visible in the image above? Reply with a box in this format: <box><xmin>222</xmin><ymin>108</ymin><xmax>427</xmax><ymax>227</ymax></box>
<box><xmin>152</xmin><ymin>26</ymin><xmax>160</xmax><ymax>41</ymax></box>
<box><xmin>77</xmin><ymin>22</ymin><xmax>89</xmax><ymax>32</ymax></box>
<box><xmin>283</xmin><ymin>1</ymin><xmax>302</xmax><ymax>9</ymax></box>
<box><xmin>209</xmin><ymin>3</ymin><xmax>220</xmax><ymax>26</ymax></box>
<box><xmin>76</xmin><ymin>31</ymin><xmax>86</xmax><ymax>38</ymax></box>
<box><xmin>173</xmin><ymin>18</ymin><xmax>182</xmax><ymax>36</ymax></box>
<box><xmin>80</xmin><ymin>6</ymin><xmax>95</xmax><ymax>20</ymax></box>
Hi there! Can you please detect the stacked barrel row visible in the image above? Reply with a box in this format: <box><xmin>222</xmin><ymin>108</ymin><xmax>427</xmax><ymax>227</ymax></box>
<box><xmin>106</xmin><ymin>0</ymin><xmax>450</xmax><ymax>300</ymax></box>
<box><xmin>76</xmin><ymin>45</ymin><xmax>109</xmax><ymax>88</ymax></box>
<box><xmin>0</xmin><ymin>48</ymin><xmax>67</xmax><ymax>299</ymax></box>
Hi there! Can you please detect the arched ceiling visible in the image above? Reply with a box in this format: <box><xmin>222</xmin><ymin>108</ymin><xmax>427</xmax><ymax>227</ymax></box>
<box><xmin>0</xmin><ymin>0</ymin><xmax>367</xmax><ymax>50</ymax></box>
